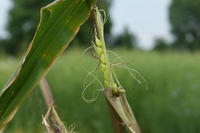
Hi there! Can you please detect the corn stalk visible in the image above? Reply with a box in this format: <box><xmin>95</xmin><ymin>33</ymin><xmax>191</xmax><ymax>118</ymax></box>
<box><xmin>92</xmin><ymin>8</ymin><xmax>141</xmax><ymax>133</ymax></box>
<box><xmin>40</xmin><ymin>79</ymin><xmax>70</xmax><ymax>133</ymax></box>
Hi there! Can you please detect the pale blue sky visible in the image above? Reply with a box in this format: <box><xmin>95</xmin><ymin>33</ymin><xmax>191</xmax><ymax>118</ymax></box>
<box><xmin>0</xmin><ymin>0</ymin><xmax>172</xmax><ymax>49</ymax></box>
<box><xmin>0</xmin><ymin>0</ymin><xmax>12</xmax><ymax>38</ymax></box>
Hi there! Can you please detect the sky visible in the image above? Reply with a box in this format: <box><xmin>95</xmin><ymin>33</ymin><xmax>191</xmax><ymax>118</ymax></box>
<box><xmin>110</xmin><ymin>0</ymin><xmax>172</xmax><ymax>49</ymax></box>
<box><xmin>0</xmin><ymin>0</ymin><xmax>12</xmax><ymax>38</ymax></box>
<box><xmin>0</xmin><ymin>0</ymin><xmax>172</xmax><ymax>49</ymax></box>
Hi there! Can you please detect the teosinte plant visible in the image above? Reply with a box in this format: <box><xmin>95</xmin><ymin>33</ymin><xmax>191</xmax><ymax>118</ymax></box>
<box><xmin>0</xmin><ymin>0</ymin><xmax>144</xmax><ymax>132</ymax></box>
<box><xmin>92</xmin><ymin>7</ymin><xmax>141</xmax><ymax>133</ymax></box>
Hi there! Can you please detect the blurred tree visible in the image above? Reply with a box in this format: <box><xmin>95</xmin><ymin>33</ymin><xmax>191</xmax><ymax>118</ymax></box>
<box><xmin>2</xmin><ymin>0</ymin><xmax>54</xmax><ymax>55</ymax></box>
<box><xmin>2</xmin><ymin>0</ymin><xmax>113</xmax><ymax>55</ymax></box>
<box><xmin>153</xmin><ymin>37</ymin><xmax>170</xmax><ymax>51</ymax></box>
<box><xmin>169</xmin><ymin>0</ymin><xmax>200</xmax><ymax>50</ymax></box>
<box><xmin>113</xmin><ymin>27</ymin><xmax>137</xmax><ymax>49</ymax></box>
<box><xmin>0</xmin><ymin>39</ymin><xmax>3</xmax><ymax>55</ymax></box>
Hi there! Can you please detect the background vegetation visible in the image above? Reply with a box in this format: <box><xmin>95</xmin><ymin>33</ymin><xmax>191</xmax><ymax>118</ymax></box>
<box><xmin>169</xmin><ymin>0</ymin><xmax>200</xmax><ymax>50</ymax></box>
<box><xmin>0</xmin><ymin>0</ymin><xmax>200</xmax><ymax>132</ymax></box>
<box><xmin>1</xmin><ymin>49</ymin><xmax>200</xmax><ymax>133</ymax></box>
<box><xmin>0</xmin><ymin>0</ymin><xmax>136</xmax><ymax>55</ymax></box>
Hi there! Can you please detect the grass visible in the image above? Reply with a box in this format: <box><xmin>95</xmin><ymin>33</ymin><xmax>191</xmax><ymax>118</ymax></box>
<box><xmin>1</xmin><ymin>48</ymin><xmax>200</xmax><ymax>133</ymax></box>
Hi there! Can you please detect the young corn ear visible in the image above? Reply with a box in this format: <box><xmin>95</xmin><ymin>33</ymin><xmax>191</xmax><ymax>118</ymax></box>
<box><xmin>93</xmin><ymin>7</ymin><xmax>141</xmax><ymax>133</ymax></box>
<box><xmin>93</xmin><ymin>11</ymin><xmax>114</xmax><ymax>88</ymax></box>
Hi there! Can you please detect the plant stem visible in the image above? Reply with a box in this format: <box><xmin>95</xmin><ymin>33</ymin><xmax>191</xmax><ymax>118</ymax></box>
<box><xmin>39</xmin><ymin>78</ymin><xmax>58</xmax><ymax>133</ymax></box>
<box><xmin>92</xmin><ymin>7</ymin><xmax>141</xmax><ymax>133</ymax></box>
<box><xmin>39</xmin><ymin>78</ymin><xmax>68</xmax><ymax>133</ymax></box>
<box><xmin>106</xmin><ymin>99</ymin><xmax>125</xmax><ymax>133</ymax></box>
<box><xmin>92</xmin><ymin>8</ymin><xmax>125</xmax><ymax>133</ymax></box>
<box><xmin>39</xmin><ymin>79</ymin><xmax>55</xmax><ymax>108</ymax></box>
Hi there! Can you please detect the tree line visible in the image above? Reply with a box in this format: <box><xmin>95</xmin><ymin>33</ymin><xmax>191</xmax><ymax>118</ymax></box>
<box><xmin>155</xmin><ymin>0</ymin><xmax>200</xmax><ymax>51</ymax></box>
<box><xmin>0</xmin><ymin>0</ymin><xmax>200</xmax><ymax>55</ymax></box>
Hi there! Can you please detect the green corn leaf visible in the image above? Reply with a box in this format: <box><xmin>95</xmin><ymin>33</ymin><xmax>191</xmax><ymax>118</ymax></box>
<box><xmin>0</xmin><ymin>0</ymin><xmax>96</xmax><ymax>129</ymax></box>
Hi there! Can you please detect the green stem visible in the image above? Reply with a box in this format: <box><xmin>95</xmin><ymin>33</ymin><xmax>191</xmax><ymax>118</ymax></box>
<box><xmin>92</xmin><ymin>7</ymin><xmax>114</xmax><ymax>88</ymax></box>
<box><xmin>92</xmin><ymin>7</ymin><xmax>141</xmax><ymax>133</ymax></box>
<box><xmin>92</xmin><ymin>8</ymin><xmax>125</xmax><ymax>133</ymax></box>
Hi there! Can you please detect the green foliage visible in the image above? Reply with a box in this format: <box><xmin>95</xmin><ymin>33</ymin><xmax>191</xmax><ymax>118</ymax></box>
<box><xmin>153</xmin><ymin>37</ymin><xmax>170</xmax><ymax>51</ymax></box>
<box><xmin>1</xmin><ymin>49</ymin><xmax>200</xmax><ymax>133</ymax></box>
<box><xmin>169</xmin><ymin>0</ymin><xmax>200</xmax><ymax>50</ymax></box>
<box><xmin>113</xmin><ymin>27</ymin><xmax>137</xmax><ymax>49</ymax></box>
<box><xmin>3</xmin><ymin>0</ymin><xmax>54</xmax><ymax>55</ymax></box>
<box><xmin>0</xmin><ymin>0</ymin><xmax>96</xmax><ymax>129</ymax></box>
<box><xmin>0</xmin><ymin>41</ymin><xmax>4</xmax><ymax>56</ymax></box>
<box><xmin>2</xmin><ymin>0</ymin><xmax>112</xmax><ymax>55</ymax></box>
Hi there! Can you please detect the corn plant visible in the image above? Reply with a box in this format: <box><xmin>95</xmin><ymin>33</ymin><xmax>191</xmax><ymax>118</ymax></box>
<box><xmin>40</xmin><ymin>79</ymin><xmax>72</xmax><ymax>133</ymax></box>
<box><xmin>0</xmin><ymin>0</ymin><xmax>96</xmax><ymax>130</ymax></box>
<box><xmin>92</xmin><ymin>8</ymin><xmax>140</xmax><ymax>133</ymax></box>
<box><xmin>0</xmin><ymin>0</ymin><xmax>142</xmax><ymax>133</ymax></box>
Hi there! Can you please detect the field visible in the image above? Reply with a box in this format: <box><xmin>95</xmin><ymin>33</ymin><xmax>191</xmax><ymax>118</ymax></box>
<box><xmin>1</xmin><ymin>49</ymin><xmax>200</xmax><ymax>133</ymax></box>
